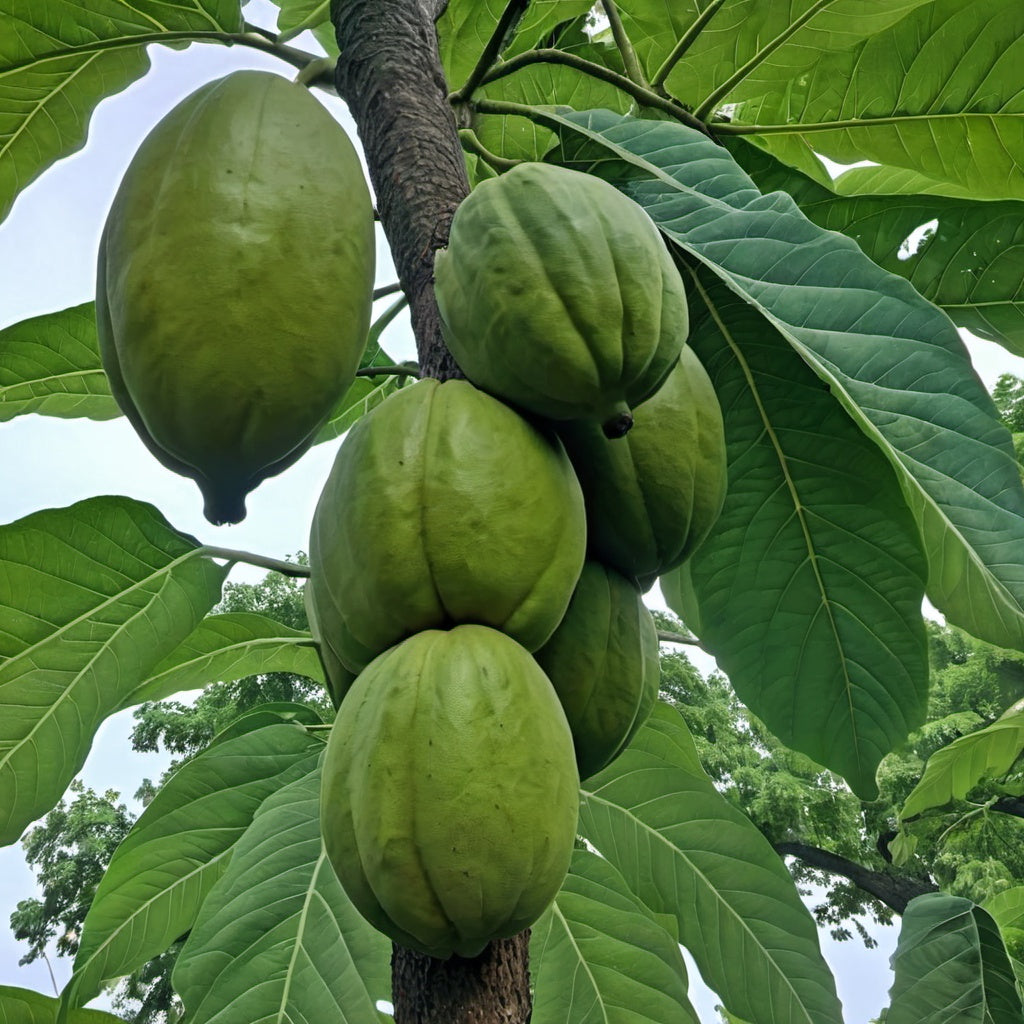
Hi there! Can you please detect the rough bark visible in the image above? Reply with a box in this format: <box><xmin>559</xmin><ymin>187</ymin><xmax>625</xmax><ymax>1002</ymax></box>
<box><xmin>329</xmin><ymin>3</ymin><xmax>532</xmax><ymax>1021</ymax></box>
<box><xmin>775</xmin><ymin>841</ymin><xmax>938</xmax><ymax>914</ymax></box>
<box><xmin>332</xmin><ymin>0</ymin><xmax>468</xmax><ymax>381</ymax></box>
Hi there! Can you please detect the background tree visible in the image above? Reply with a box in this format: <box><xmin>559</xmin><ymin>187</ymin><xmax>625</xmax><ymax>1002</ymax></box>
<box><xmin>3</xmin><ymin>2</ymin><xmax>1024</xmax><ymax>1023</ymax></box>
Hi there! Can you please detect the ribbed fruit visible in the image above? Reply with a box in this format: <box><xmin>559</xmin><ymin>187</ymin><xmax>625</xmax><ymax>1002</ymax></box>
<box><xmin>434</xmin><ymin>163</ymin><xmax>688</xmax><ymax>438</ymax></box>
<box><xmin>97</xmin><ymin>70</ymin><xmax>375</xmax><ymax>524</ymax></box>
<box><xmin>308</xmin><ymin>378</ymin><xmax>586</xmax><ymax>673</ymax></box>
<box><xmin>535</xmin><ymin>561</ymin><xmax>660</xmax><ymax>779</ymax></box>
<box><xmin>320</xmin><ymin>625</ymin><xmax>580</xmax><ymax>958</ymax></box>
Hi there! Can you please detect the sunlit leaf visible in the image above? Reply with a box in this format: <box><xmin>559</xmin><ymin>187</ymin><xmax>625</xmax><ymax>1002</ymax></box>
<box><xmin>887</xmin><ymin>894</ymin><xmax>1023</xmax><ymax>1024</ymax></box>
<box><xmin>0</xmin><ymin>496</ymin><xmax>227</xmax><ymax>847</ymax></box>
<box><xmin>901</xmin><ymin>704</ymin><xmax>1024</xmax><ymax>821</ymax></box>
<box><xmin>579</xmin><ymin>703</ymin><xmax>843</xmax><ymax>1024</ymax></box>
<box><xmin>0</xmin><ymin>304</ymin><xmax>119</xmax><ymax>421</ymax></box>
<box><xmin>0</xmin><ymin>985</ymin><xmax>122</xmax><ymax>1024</ymax></box>
<box><xmin>121</xmin><ymin>611</ymin><xmax>324</xmax><ymax>707</ymax></box>
<box><xmin>531</xmin><ymin>848</ymin><xmax>699</xmax><ymax>1024</ymax></box>
<box><xmin>61</xmin><ymin>726</ymin><xmax>323</xmax><ymax>1015</ymax></box>
<box><xmin>0</xmin><ymin>0</ymin><xmax>243</xmax><ymax>225</ymax></box>
<box><xmin>275</xmin><ymin>0</ymin><xmax>336</xmax><ymax>54</ymax></box>
<box><xmin>174</xmin><ymin>764</ymin><xmax>390</xmax><ymax>1023</ymax></box>
<box><xmin>728</xmin><ymin>0</ymin><xmax>1024</xmax><ymax>201</ymax></box>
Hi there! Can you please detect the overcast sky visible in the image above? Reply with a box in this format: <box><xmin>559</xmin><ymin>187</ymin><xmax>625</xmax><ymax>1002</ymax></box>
<box><xmin>2</xmin><ymin>4</ymin><xmax>1023</xmax><ymax>1021</ymax></box>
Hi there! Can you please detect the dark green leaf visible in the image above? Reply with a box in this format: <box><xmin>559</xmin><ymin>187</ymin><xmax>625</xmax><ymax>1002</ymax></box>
<box><xmin>0</xmin><ymin>0</ymin><xmax>243</xmax><ymax>225</ymax></box>
<box><xmin>0</xmin><ymin>496</ymin><xmax>227</xmax><ymax>846</ymax></box>
<box><xmin>727</xmin><ymin>139</ymin><xmax>1024</xmax><ymax>358</ymax></box>
<box><xmin>579</xmin><ymin>703</ymin><xmax>843</xmax><ymax>1024</ymax></box>
<box><xmin>545</xmin><ymin>108</ymin><xmax>1024</xmax><ymax>652</ymax></box>
<box><xmin>121</xmin><ymin>611</ymin><xmax>324</xmax><ymax>708</ymax></box>
<box><xmin>887</xmin><ymin>894</ymin><xmax>1023</xmax><ymax>1024</ymax></box>
<box><xmin>0</xmin><ymin>304</ymin><xmax>119</xmax><ymax>421</ymax></box>
<box><xmin>662</xmin><ymin>270</ymin><xmax>928</xmax><ymax>797</ymax></box>
<box><xmin>173</xmin><ymin>764</ymin><xmax>390</xmax><ymax>1023</ymax></box>
<box><xmin>61</xmin><ymin>725</ymin><xmax>323</xmax><ymax>1015</ymax></box>
<box><xmin>531</xmin><ymin>848</ymin><xmax>699</xmax><ymax>1024</ymax></box>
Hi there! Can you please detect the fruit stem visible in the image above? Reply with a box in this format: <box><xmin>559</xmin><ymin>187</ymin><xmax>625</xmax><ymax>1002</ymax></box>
<box><xmin>202</xmin><ymin>547</ymin><xmax>313</xmax><ymax>578</ymax></box>
<box><xmin>602</xmin><ymin>405</ymin><xmax>634</xmax><ymax>439</ymax></box>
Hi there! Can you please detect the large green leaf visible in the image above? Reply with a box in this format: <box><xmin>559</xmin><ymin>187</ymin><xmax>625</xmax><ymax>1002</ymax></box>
<box><xmin>0</xmin><ymin>0</ymin><xmax>243</xmax><ymax>225</ymax></box>
<box><xmin>275</xmin><ymin>0</ymin><xmax>336</xmax><ymax>55</ymax></box>
<box><xmin>0</xmin><ymin>496</ymin><xmax>227</xmax><ymax>847</ymax></box>
<box><xmin>900</xmin><ymin>704</ymin><xmax>1024</xmax><ymax>821</ymax></box>
<box><xmin>0</xmin><ymin>304</ymin><xmax>119</xmax><ymax>421</ymax></box>
<box><xmin>544</xmin><ymin>108</ymin><xmax>1024</xmax><ymax>652</ymax></box>
<box><xmin>662</xmin><ymin>271</ymin><xmax>928</xmax><ymax>796</ymax></box>
<box><xmin>531</xmin><ymin>848</ymin><xmax>699</xmax><ymax>1024</ymax></box>
<box><xmin>887</xmin><ymin>894</ymin><xmax>1023</xmax><ymax>1024</ymax></box>
<box><xmin>727</xmin><ymin>139</ymin><xmax>1024</xmax><ymax>358</ymax></box>
<box><xmin>578</xmin><ymin>702</ymin><xmax>843</xmax><ymax>1024</ymax></box>
<box><xmin>618</xmin><ymin>0</ymin><xmax>934</xmax><ymax>111</ymax></box>
<box><xmin>984</xmin><ymin>887</ymin><xmax>1024</xmax><ymax>933</ymax></box>
<box><xmin>0</xmin><ymin>986</ymin><xmax>122</xmax><ymax>1024</ymax></box>
<box><xmin>61</xmin><ymin>725</ymin><xmax>323</xmax><ymax>1016</ymax></box>
<box><xmin>174</xmin><ymin>764</ymin><xmax>390</xmax><ymax>1023</ymax></box>
<box><xmin>438</xmin><ymin>0</ymin><xmax>594</xmax><ymax>92</ymax></box>
<box><xmin>120</xmin><ymin>610</ymin><xmax>324</xmax><ymax>707</ymax></box>
<box><xmin>727</xmin><ymin>0</ymin><xmax>1024</xmax><ymax>201</ymax></box>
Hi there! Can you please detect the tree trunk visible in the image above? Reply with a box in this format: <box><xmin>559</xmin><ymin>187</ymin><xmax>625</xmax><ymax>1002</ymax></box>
<box><xmin>330</xmin><ymin>2</ymin><xmax>532</xmax><ymax>1020</ymax></box>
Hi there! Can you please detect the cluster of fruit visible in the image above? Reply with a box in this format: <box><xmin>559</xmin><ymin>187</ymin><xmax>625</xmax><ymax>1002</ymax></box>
<box><xmin>96</xmin><ymin>71</ymin><xmax>727</xmax><ymax>960</ymax></box>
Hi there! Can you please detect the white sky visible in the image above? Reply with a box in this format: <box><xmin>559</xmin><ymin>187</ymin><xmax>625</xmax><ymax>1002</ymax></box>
<box><xmin>1</xmin><ymin>4</ymin><xmax>1023</xmax><ymax>1021</ymax></box>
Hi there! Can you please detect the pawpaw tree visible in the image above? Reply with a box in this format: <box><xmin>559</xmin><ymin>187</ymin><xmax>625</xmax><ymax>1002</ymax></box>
<box><xmin>2</xmin><ymin>1</ymin><xmax>1024</xmax><ymax>1023</ymax></box>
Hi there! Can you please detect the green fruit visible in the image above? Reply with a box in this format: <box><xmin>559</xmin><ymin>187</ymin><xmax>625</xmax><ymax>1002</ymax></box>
<box><xmin>320</xmin><ymin>625</ymin><xmax>580</xmax><ymax>958</ymax></box>
<box><xmin>559</xmin><ymin>347</ymin><xmax>727</xmax><ymax>588</ymax></box>
<box><xmin>303</xmin><ymin>582</ymin><xmax>355</xmax><ymax>710</ymax></box>
<box><xmin>97</xmin><ymin>70</ymin><xmax>375</xmax><ymax>525</ymax></box>
<box><xmin>308</xmin><ymin>378</ymin><xmax>586</xmax><ymax>673</ymax></box>
<box><xmin>535</xmin><ymin>561</ymin><xmax>660</xmax><ymax>780</ymax></box>
<box><xmin>434</xmin><ymin>163</ymin><xmax>688</xmax><ymax>438</ymax></box>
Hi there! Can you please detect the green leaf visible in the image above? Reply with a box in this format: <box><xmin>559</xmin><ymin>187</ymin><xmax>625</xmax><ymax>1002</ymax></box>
<box><xmin>887</xmin><ymin>893</ymin><xmax>1023</xmax><ymax>1024</ymax></box>
<box><xmin>618</xmin><ymin>0</ymin><xmax>934</xmax><ymax>110</ymax></box>
<box><xmin>121</xmin><ymin>611</ymin><xmax>325</xmax><ymax>707</ymax></box>
<box><xmin>662</xmin><ymin>270</ymin><xmax>928</xmax><ymax>797</ymax></box>
<box><xmin>531</xmin><ymin>848</ymin><xmax>699</xmax><ymax>1024</ymax></box>
<box><xmin>0</xmin><ymin>0</ymin><xmax>243</xmax><ymax>225</ymax></box>
<box><xmin>0</xmin><ymin>496</ymin><xmax>227</xmax><ymax>847</ymax></box>
<box><xmin>275</xmin><ymin>0</ymin><xmax>337</xmax><ymax>55</ymax></box>
<box><xmin>0</xmin><ymin>304</ymin><xmax>120</xmax><ymax>421</ymax></box>
<box><xmin>578</xmin><ymin>702</ymin><xmax>843</xmax><ymax>1024</ymax></box>
<box><xmin>208</xmin><ymin>700</ymin><xmax>327</xmax><ymax>747</ymax></box>
<box><xmin>0</xmin><ymin>986</ymin><xmax>123</xmax><ymax>1024</ymax></box>
<box><xmin>315</xmin><ymin>298</ymin><xmax>411</xmax><ymax>444</ymax></box>
<box><xmin>438</xmin><ymin>0</ymin><xmax>594</xmax><ymax>92</ymax></box>
<box><xmin>727</xmin><ymin>139</ymin><xmax>1024</xmax><ymax>359</ymax></box>
<box><xmin>61</xmin><ymin>725</ymin><xmax>323</xmax><ymax>1015</ymax></box>
<box><xmin>173</xmin><ymin>764</ymin><xmax>391</xmax><ymax>1023</ymax></box>
<box><xmin>545</xmin><ymin>108</ymin><xmax>1024</xmax><ymax>652</ymax></box>
<box><xmin>728</xmin><ymin>0</ymin><xmax>1024</xmax><ymax>201</ymax></box>
<box><xmin>901</xmin><ymin>705</ymin><xmax>1024</xmax><ymax>821</ymax></box>
<box><xmin>984</xmin><ymin>887</ymin><xmax>1024</xmax><ymax>932</ymax></box>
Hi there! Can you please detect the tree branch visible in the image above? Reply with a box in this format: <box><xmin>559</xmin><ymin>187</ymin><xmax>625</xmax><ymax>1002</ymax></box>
<box><xmin>774</xmin><ymin>841</ymin><xmax>937</xmax><ymax>914</ymax></box>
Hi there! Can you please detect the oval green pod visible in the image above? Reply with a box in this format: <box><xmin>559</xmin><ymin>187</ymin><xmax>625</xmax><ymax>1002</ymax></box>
<box><xmin>535</xmin><ymin>561</ymin><xmax>660</xmax><ymax>780</ymax></box>
<box><xmin>320</xmin><ymin>625</ymin><xmax>580</xmax><ymax>959</ymax></box>
<box><xmin>559</xmin><ymin>347</ymin><xmax>727</xmax><ymax>588</ymax></box>
<box><xmin>97</xmin><ymin>70</ymin><xmax>375</xmax><ymax>524</ymax></box>
<box><xmin>434</xmin><ymin>163</ymin><xmax>688</xmax><ymax>437</ymax></box>
<box><xmin>308</xmin><ymin>378</ymin><xmax>587</xmax><ymax>673</ymax></box>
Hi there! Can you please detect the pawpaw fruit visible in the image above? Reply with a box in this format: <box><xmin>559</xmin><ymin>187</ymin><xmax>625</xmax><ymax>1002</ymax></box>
<box><xmin>320</xmin><ymin>625</ymin><xmax>580</xmax><ymax>958</ymax></box>
<box><xmin>558</xmin><ymin>347</ymin><xmax>727</xmax><ymax>588</ymax></box>
<box><xmin>535</xmin><ymin>561</ymin><xmax>660</xmax><ymax>780</ymax></box>
<box><xmin>97</xmin><ymin>70</ymin><xmax>375</xmax><ymax>525</ymax></box>
<box><xmin>434</xmin><ymin>163</ymin><xmax>688</xmax><ymax>438</ymax></box>
<box><xmin>303</xmin><ymin>582</ymin><xmax>355</xmax><ymax>710</ymax></box>
<box><xmin>308</xmin><ymin>378</ymin><xmax>586</xmax><ymax>673</ymax></box>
